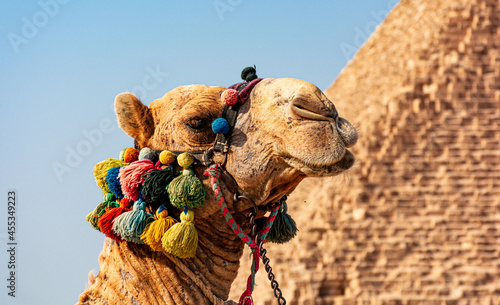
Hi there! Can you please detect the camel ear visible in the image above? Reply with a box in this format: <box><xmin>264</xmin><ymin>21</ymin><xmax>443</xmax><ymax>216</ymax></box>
<box><xmin>114</xmin><ymin>93</ymin><xmax>154</xmax><ymax>146</ymax></box>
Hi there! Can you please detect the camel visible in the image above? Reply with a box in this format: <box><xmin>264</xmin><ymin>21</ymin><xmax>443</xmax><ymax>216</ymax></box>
<box><xmin>78</xmin><ymin>76</ymin><xmax>358</xmax><ymax>304</ymax></box>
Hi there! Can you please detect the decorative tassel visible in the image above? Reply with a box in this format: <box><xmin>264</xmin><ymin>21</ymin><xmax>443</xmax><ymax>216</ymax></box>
<box><xmin>238</xmin><ymin>249</ymin><xmax>261</xmax><ymax>305</ymax></box>
<box><xmin>93</xmin><ymin>158</ymin><xmax>128</xmax><ymax>194</ymax></box>
<box><xmin>140</xmin><ymin>205</ymin><xmax>177</xmax><ymax>251</ymax></box>
<box><xmin>162</xmin><ymin>210</ymin><xmax>198</xmax><ymax>258</ymax></box>
<box><xmin>98</xmin><ymin>198</ymin><xmax>133</xmax><ymax>241</ymax></box>
<box><xmin>167</xmin><ymin>168</ymin><xmax>206</xmax><ymax>209</ymax></box>
<box><xmin>106</xmin><ymin>166</ymin><xmax>124</xmax><ymax>199</ymax></box>
<box><xmin>142</xmin><ymin>165</ymin><xmax>178</xmax><ymax>208</ymax></box>
<box><xmin>85</xmin><ymin>193</ymin><xmax>118</xmax><ymax>231</ymax></box>
<box><xmin>118</xmin><ymin>159</ymin><xmax>156</xmax><ymax>201</ymax></box>
<box><xmin>112</xmin><ymin>199</ymin><xmax>154</xmax><ymax>244</ymax></box>
<box><xmin>238</xmin><ymin>290</ymin><xmax>253</xmax><ymax>305</ymax></box>
<box><xmin>266</xmin><ymin>198</ymin><xmax>298</xmax><ymax>244</ymax></box>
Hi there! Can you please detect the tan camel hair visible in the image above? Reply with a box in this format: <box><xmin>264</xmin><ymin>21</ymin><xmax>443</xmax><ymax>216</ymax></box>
<box><xmin>77</xmin><ymin>78</ymin><xmax>358</xmax><ymax>304</ymax></box>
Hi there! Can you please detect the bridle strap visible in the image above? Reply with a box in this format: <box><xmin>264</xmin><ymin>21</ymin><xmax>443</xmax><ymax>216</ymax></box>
<box><xmin>151</xmin><ymin>78</ymin><xmax>263</xmax><ymax>169</ymax></box>
<box><xmin>212</xmin><ymin>103</ymin><xmax>240</xmax><ymax>154</ymax></box>
<box><xmin>152</xmin><ymin>78</ymin><xmax>264</xmax><ymax>196</ymax></box>
<box><xmin>211</xmin><ymin>78</ymin><xmax>263</xmax><ymax>156</ymax></box>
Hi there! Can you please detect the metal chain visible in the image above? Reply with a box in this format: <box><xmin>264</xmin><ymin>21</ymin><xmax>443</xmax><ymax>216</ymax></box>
<box><xmin>248</xmin><ymin>211</ymin><xmax>287</xmax><ymax>305</ymax></box>
<box><xmin>258</xmin><ymin>241</ymin><xmax>286</xmax><ymax>305</ymax></box>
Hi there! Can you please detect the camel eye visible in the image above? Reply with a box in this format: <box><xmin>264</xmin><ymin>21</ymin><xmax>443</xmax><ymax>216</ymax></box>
<box><xmin>185</xmin><ymin>119</ymin><xmax>206</xmax><ymax>130</ymax></box>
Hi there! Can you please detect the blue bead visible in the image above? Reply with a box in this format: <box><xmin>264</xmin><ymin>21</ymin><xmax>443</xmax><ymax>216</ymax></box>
<box><xmin>212</xmin><ymin>118</ymin><xmax>230</xmax><ymax>134</ymax></box>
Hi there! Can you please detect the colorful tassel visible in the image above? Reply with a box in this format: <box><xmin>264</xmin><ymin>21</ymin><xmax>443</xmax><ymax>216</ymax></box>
<box><xmin>98</xmin><ymin>198</ymin><xmax>133</xmax><ymax>241</ymax></box>
<box><xmin>140</xmin><ymin>205</ymin><xmax>177</xmax><ymax>251</ymax></box>
<box><xmin>266</xmin><ymin>198</ymin><xmax>298</xmax><ymax>244</ymax></box>
<box><xmin>106</xmin><ymin>166</ymin><xmax>124</xmax><ymax>199</ymax></box>
<box><xmin>162</xmin><ymin>210</ymin><xmax>198</xmax><ymax>258</ymax></box>
<box><xmin>238</xmin><ymin>289</ymin><xmax>253</xmax><ymax>305</ymax></box>
<box><xmin>112</xmin><ymin>199</ymin><xmax>154</xmax><ymax>243</ymax></box>
<box><xmin>93</xmin><ymin>158</ymin><xmax>128</xmax><ymax>194</ymax></box>
<box><xmin>85</xmin><ymin>193</ymin><xmax>119</xmax><ymax>232</ymax></box>
<box><xmin>118</xmin><ymin>159</ymin><xmax>156</xmax><ymax>201</ymax></box>
<box><xmin>167</xmin><ymin>168</ymin><xmax>206</xmax><ymax>209</ymax></box>
<box><xmin>142</xmin><ymin>166</ymin><xmax>178</xmax><ymax>208</ymax></box>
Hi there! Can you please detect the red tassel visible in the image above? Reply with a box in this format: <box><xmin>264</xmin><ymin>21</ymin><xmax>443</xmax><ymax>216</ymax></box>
<box><xmin>98</xmin><ymin>198</ymin><xmax>133</xmax><ymax>241</ymax></box>
<box><xmin>238</xmin><ymin>249</ymin><xmax>260</xmax><ymax>305</ymax></box>
<box><xmin>238</xmin><ymin>289</ymin><xmax>253</xmax><ymax>305</ymax></box>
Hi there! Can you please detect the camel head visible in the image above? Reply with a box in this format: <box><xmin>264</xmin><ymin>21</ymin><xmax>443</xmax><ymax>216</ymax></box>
<box><xmin>79</xmin><ymin>73</ymin><xmax>358</xmax><ymax>305</ymax></box>
<box><xmin>115</xmin><ymin>77</ymin><xmax>358</xmax><ymax>211</ymax></box>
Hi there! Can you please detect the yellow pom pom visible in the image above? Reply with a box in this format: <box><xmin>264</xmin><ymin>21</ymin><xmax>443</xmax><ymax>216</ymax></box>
<box><xmin>157</xmin><ymin>209</ymin><xmax>169</xmax><ymax>219</ymax></box>
<box><xmin>177</xmin><ymin>152</ymin><xmax>194</xmax><ymax>168</ymax></box>
<box><xmin>181</xmin><ymin>210</ymin><xmax>195</xmax><ymax>222</ymax></box>
<box><xmin>159</xmin><ymin>150</ymin><xmax>176</xmax><ymax>165</ymax></box>
<box><xmin>162</xmin><ymin>210</ymin><xmax>198</xmax><ymax>258</ymax></box>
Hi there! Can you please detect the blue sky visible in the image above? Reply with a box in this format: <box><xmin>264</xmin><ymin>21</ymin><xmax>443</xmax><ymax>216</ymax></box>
<box><xmin>0</xmin><ymin>1</ymin><xmax>397</xmax><ymax>304</ymax></box>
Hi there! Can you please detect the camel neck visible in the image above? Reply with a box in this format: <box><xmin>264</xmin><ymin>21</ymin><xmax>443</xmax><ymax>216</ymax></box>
<box><xmin>78</xmin><ymin>208</ymin><xmax>245</xmax><ymax>305</ymax></box>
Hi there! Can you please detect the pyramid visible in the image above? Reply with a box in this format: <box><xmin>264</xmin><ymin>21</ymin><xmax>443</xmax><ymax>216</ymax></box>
<box><xmin>231</xmin><ymin>0</ymin><xmax>500</xmax><ymax>304</ymax></box>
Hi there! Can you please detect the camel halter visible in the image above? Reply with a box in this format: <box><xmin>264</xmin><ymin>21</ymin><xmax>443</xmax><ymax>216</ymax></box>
<box><xmin>165</xmin><ymin>69</ymin><xmax>288</xmax><ymax>304</ymax></box>
<box><xmin>86</xmin><ymin>67</ymin><xmax>294</xmax><ymax>305</ymax></box>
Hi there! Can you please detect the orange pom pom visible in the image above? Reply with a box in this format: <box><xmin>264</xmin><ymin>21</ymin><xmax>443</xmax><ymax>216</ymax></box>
<box><xmin>123</xmin><ymin>148</ymin><xmax>139</xmax><ymax>163</ymax></box>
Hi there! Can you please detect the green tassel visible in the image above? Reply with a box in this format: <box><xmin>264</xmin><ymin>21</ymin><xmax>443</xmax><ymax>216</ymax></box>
<box><xmin>112</xmin><ymin>199</ymin><xmax>154</xmax><ymax>244</ymax></box>
<box><xmin>267</xmin><ymin>199</ymin><xmax>298</xmax><ymax>244</ymax></box>
<box><xmin>167</xmin><ymin>168</ymin><xmax>205</xmax><ymax>209</ymax></box>
<box><xmin>85</xmin><ymin>193</ymin><xmax>118</xmax><ymax>232</ymax></box>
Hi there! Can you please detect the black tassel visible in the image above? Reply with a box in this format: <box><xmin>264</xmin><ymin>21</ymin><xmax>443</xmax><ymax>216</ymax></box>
<box><xmin>142</xmin><ymin>165</ymin><xmax>179</xmax><ymax>213</ymax></box>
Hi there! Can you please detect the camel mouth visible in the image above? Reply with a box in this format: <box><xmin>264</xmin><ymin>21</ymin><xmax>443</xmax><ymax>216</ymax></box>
<box><xmin>301</xmin><ymin>149</ymin><xmax>355</xmax><ymax>176</ymax></box>
<box><xmin>335</xmin><ymin>149</ymin><xmax>355</xmax><ymax>170</ymax></box>
<box><xmin>290</xmin><ymin>100</ymin><xmax>336</xmax><ymax>121</ymax></box>
<box><xmin>279</xmin><ymin>145</ymin><xmax>355</xmax><ymax>177</ymax></box>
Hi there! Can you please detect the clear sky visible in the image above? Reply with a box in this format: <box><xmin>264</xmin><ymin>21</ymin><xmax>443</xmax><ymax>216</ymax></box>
<box><xmin>0</xmin><ymin>1</ymin><xmax>397</xmax><ymax>304</ymax></box>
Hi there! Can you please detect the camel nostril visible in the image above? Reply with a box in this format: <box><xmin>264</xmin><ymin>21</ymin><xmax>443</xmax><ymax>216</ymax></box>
<box><xmin>336</xmin><ymin>117</ymin><xmax>358</xmax><ymax>148</ymax></box>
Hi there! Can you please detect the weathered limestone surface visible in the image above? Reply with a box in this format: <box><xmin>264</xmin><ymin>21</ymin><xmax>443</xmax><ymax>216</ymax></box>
<box><xmin>231</xmin><ymin>0</ymin><xmax>500</xmax><ymax>304</ymax></box>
